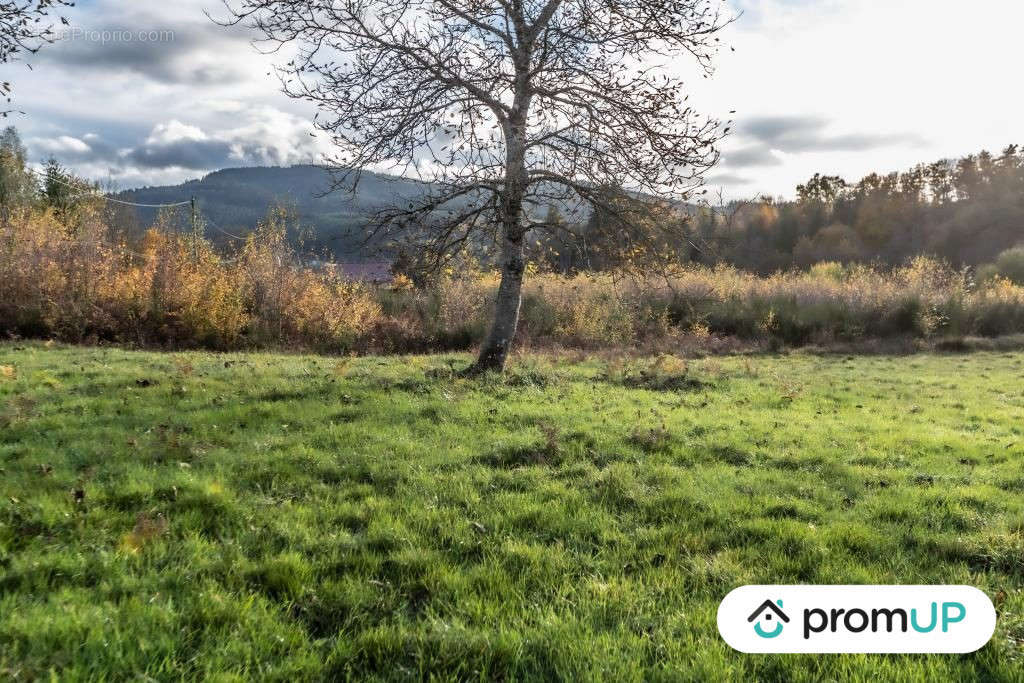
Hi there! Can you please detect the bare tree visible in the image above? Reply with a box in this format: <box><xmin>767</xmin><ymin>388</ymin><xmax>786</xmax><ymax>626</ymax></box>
<box><xmin>219</xmin><ymin>0</ymin><xmax>732</xmax><ymax>372</ymax></box>
<box><xmin>0</xmin><ymin>0</ymin><xmax>73</xmax><ymax>115</ymax></box>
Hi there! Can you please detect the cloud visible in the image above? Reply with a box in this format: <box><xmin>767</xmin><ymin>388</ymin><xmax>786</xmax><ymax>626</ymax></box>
<box><xmin>709</xmin><ymin>112</ymin><xmax>927</xmax><ymax>195</ymax></box>
<box><xmin>35</xmin><ymin>25</ymin><xmax>251</xmax><ymax>86</ymax></box>
<box><xmin>223</xmin><ymin>107</ymin><xmax>327</xmax><ymax>167</ymax></box>
<box><xmin>800</xmin><ymin>132</ymin><xmax>926</xmax><ymax>153</ymax></box>
<box><xmin>27</xmin><ymin>132</ymin><xmax>123</xmax><ymax>167</ymax></box>
<box><xmin>706</xmin><ymin>172</ymin><xmax>755</xmax><ymax>186</ymax></box>
<box><xmin>721</xmin><ymin>144</ymin><xmax>781</xmax><ymax>167</ymax></box>
<box><xmin>31</xmin><ymin>0</ymin><xmax>262</xmax><ymax>89</ymax></box>
<box><xmin>737</xmin><ymin>115</ymin><xmax>926</xmax><ymax>153</ymax></box>
<box><xmin>145</xmin><ymin>121</ymin><xmax>209</xmax><ymax>145</ymax></box>
<box><xmin>26</xmin><ymin>108</ymin><xmax>331</xmax><ymax>179</ymax></box>
<box><xmin>28</xmin><ymin>135</ymin><xmax>91</xmax><ymax>155</ymax></box>
<box><xmin>740</xmin><ymin>115</ymin><xmax>827</xmax><ymax>145</ymax></box>
<box><xmin>126</xmin><ymin>139</ymin><xmax>235</xmax><ymax>170</ymax></box>
<box><xmin>711</xmin><ymin>114</ymin><xmax>930</xmax><ymax>197</ymax></box>
<box><xmin>11</xmin><ymin>0</ymin><xmax>312</xmax><ymax>185</ymax></box>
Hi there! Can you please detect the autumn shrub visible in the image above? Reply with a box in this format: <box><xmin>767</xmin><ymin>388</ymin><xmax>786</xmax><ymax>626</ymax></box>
<box><xmin>519</xmin><ymin>290</ymin><xmax>559</xmax><ymax>339</ymax></box>
<box><xmin>0</xmin><ymin>206</ymin><xmax>378</xmax><ymax>351</ymax></box>
<box><xmin>5</xmin><ymin>204</ymin><xmax>1024</xmax><ymax>353</ymax></box>
<box><xmin>0</xmin><ymin>206</ymin><xmax>126</xmax><ymax>341</ymax></box>
<box><xmin>235</xmin><ymin>209</ymin><xmax>380</xmax><ymax>350</ymax></box>
<box><xmin>374</xmin><ymin>273</ymin><xmax>491</xmax><ymax>351</ymax></box>
<box><xmin>523</xmin><ymin>274</ymin><xmax>636</xmax><ymax>348</ymax></box>
<box><xmin>994</xmin><ymin>245</ymin><xmax>1024</xmax><ymax>285</ymax></box>
<box><xmin>433</xmin><ymin>274</ymin><xmax>492</xmax><ymax>348</ymax></box>
<box><xmin>968</xmin><ymin>277</ymin><xmax>1024</xmax><ymax>337</ymax></box>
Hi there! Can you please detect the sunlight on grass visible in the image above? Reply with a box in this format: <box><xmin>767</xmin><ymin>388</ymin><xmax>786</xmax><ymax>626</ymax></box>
<box><xmin>0</xmin><ymin>343</ymin><xmax>1022</xmax><ymax>679</ymax></box>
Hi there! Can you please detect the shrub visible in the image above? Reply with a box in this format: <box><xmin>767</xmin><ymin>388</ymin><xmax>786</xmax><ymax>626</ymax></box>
<box><xmin>4</xmin><ymin>205</ymin><xmax>1024</xmax><ymax>352</ymax></box>
<box><xmin>995</xmin><ymin>245</ymin><xmax>1024</xmax><ymax>285</ymax></box>
<box><xmin>519</xmin><ymin>291</ymin><xmax>559</xmax><ymax>340</ymax></box>
<box><xmin>0</xmin><ymin>206</ymin><xmax>378</xmax><ymax>351</ymax></box>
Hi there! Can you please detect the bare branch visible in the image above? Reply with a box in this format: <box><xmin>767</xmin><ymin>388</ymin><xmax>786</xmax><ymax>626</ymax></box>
<box><xmin>0</xmin><ymin>0</ymin><xmax>73</xmax><ymax>115</ymax></box>
<box><xmin>216</xmin><ymin>0</ymin><xmax>735</xmax><ymax>370</ymax></box>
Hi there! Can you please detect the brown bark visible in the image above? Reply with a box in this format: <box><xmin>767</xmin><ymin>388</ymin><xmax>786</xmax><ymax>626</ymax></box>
<box><xmin>471</xmin><ymin>113</ymin><xmax>529</xmax><ymax>374</ymax></box>
<box><xmin>473</xmin><ymin>229</ymin><xmax>526</xmax><ymax>372</ymax></box>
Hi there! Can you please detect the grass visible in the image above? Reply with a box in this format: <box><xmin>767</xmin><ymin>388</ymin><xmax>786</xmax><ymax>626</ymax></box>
<box><xmin>1</xmin><ymin>344</ymin><xmax>1023</xmax><ymax>681</ymax></box>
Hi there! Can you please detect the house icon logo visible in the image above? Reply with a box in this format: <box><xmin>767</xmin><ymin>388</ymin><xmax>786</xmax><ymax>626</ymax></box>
<box><xmin>748</xmin><ymin>599</ymin><xmax>790</xmax><ymax>638</ymax></box>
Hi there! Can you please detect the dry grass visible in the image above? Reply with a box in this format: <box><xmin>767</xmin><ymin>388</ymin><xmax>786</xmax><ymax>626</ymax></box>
<box><xmin>4</xmin><ymin>206</ymin><xmax>1024</xmax><ymax>353</ymax></box>
<box><xmin>0</xmin><ymin>206</ymin><xmax>379</xmax><ymax>351</ymax></box>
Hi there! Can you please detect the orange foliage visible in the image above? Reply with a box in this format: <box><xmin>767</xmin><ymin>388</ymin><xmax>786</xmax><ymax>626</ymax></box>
<box><xmin>0</xmin><ymin>206</ymin><xmax>378</xmax><ymax>351</ymax></box>
<box><xmin>4</xmin><ymin>204</ymin><xmax>1024</xmax><ymax>353</ymax></box>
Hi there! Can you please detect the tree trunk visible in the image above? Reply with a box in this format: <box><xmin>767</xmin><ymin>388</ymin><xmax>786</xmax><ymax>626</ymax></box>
<box><xmin>470</xmin><ymin>95</ymin><xmax>530</xmax><ymax>374</ymax></box>
<box><xmin>473</xmin><ymin>229</ymin><xmax>526</xmax><ymax>372</ymax></box>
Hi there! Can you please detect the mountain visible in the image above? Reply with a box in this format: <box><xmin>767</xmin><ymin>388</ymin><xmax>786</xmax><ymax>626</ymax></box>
<box><xmin>115</xmin><ymin>165</ymin><xmax>437</xmax><ymax>260</ymax></box>
<box><xmin>115</xmin><ymin>165</ymin><xmax>655</xmax><ymax>263</ymax></box>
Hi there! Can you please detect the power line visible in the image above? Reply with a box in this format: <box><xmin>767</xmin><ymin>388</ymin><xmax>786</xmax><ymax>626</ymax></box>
<box><xmin>93</xmin><ymin>194</ymin><xmax>192</xmax><ymax>209</ymax></box>
<box><xmin>19</xmin><ymin>170</ymin><xmax>251</xmax><ymax>264</ymax></box>
<box><xmin>202</xmin><ymin>215</ymin><xmax>249</xmax><ymax>241</ymax></box>
<box><xmin>28</xmin><ymin>168</ymin><xmax>192</xmax><ymax>208</ymax></box>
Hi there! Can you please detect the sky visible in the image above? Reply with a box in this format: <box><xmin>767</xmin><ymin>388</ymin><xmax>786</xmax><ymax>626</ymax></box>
<box><xmin>4</xmin><ymin>0</ymin><xmax>1023</xmax><ymax>198</ymax></box>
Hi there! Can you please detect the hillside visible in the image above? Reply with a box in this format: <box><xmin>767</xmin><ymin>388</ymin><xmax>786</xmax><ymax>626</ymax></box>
<box><xmin>116</xmin><ymin>166</ymin><xmax>436</xmax><ymax>260</ymax></box>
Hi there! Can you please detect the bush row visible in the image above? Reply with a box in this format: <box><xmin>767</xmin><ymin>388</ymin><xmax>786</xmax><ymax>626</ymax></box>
<box><xmin>4</xmin><ymin>207</ymin><xmax>1024</xmax><ymax>353</ymax></box>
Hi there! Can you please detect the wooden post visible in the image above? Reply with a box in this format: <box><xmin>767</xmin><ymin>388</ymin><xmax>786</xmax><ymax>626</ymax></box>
<box><xmin>190</xmin><ymin>196</ymin><xmax>198</xmax><ymax>261</ymax></box>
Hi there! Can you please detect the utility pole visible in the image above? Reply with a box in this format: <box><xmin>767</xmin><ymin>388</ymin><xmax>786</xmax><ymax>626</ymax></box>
<box><xmin>190</xmin><ymin>196</ymin><xmax>198</xmax><ymax>262</ymax></box>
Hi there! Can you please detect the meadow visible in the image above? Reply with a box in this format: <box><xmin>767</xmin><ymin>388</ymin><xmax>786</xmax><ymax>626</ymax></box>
<box><xmin>1</xmin><ymin>343</ymin><xmax>1023</xmax><ymax>680</ymax></box>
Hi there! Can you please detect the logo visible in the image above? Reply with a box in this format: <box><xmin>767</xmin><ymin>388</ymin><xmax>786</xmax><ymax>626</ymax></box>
<box><xmin>718</xmin><ymin>586</ymin><xmax>996</xmax><ymax>653</ymax></box>
<box><xmin>748</xmin><ymin>599</ymin><xmax>789</xmax><ymax>638</ymax></box>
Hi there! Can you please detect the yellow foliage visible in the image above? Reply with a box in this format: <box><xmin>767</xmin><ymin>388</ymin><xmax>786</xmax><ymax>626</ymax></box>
<box><xmin>4</xmin><ymin>202</ymin><xmax>1024</xmax><ymax>352</ymax></box>
<box><xmin>390</xmin><ymin>273</ymin><xmax>415</xmax><ymax>292</ymax></box>
<box><xmin>0</xmin><ymin>205</ymin><xmax>379</xmax><ymax>351</ymax></box>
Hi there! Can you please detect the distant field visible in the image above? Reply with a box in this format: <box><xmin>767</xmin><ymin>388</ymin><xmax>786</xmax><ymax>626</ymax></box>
<box><xmin>1</xmin><ymin>344</ymin><xmax>1022</xmax><ymax>680</ymax></box>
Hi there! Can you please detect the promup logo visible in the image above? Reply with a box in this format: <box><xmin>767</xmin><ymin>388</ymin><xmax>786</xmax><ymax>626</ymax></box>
<box><xmin>748</xmin><ymin>599</ymin><xmax>789</xmax><ymax>638</ymax></box>
<box><xmin>719</xmin><ymin>586</ymin><xmax>997</xmax><ymax>653</ymax></box>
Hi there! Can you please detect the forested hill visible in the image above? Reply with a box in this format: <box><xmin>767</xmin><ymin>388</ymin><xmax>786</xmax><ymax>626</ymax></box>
<box><xmin>115</xmin><ymin>165</ymin><xmax>434</xmax><ymax>260</ymax></box>
<box><xmin>114</xmin><ymin>146</ymin><xmax>1024</xmax><ymax>272</ymax></box>
<box><xmin>689</xmin><ymin>146</ymin><xmax>1024</xmax><ymax>273</ymax></box>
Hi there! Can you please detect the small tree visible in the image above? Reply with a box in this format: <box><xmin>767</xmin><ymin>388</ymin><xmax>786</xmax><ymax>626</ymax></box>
<box><xmin>995</xmin><ymin>245</ymin><xmax>1024</xmax><ymax>285</ymax></box>
<box><xmin>0</xmin><ymin>0</ymin><xmax>73</xmax><ymax>115</ymax></box>
<box><xmin>41</xmin><ymin>155</ymin><xmax>70</xmax><ymax>207</ymax></box>
<box><xmin>221</xmin><ymin>0</ymin><xmax>733</xmax><ymax>372</ymax></box>
<box><xmin>0</xmin><ymin>126</ymin><xmax>37</xmax><ymax>212</ymax></box>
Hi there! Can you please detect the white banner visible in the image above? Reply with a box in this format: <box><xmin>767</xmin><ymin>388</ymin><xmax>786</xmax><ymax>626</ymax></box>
<box><xmin>718</xmin><ymin>585</ymin><xmax>996</xmax><ymax>653</ymax></box>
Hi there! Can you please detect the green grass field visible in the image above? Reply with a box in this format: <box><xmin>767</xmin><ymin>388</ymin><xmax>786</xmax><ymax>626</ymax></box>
<box><xmin>1</xmin><ymin>344</ymin><xmax>1023</xmax><ymax>681</ymax></box>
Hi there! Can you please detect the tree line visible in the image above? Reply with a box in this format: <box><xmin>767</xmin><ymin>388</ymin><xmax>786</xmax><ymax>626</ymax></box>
<box><xmin>525</xmin><ymin>145</ymin><xmax>1024</xmax><ymax>280</ymax></box>
<box><xmin>689</xmin><ymin>146</ymin><xmax>1024</xmax><ymax>275</ymax></box>
<box><xmin>0</xmin><ymin>126</ymin><xmax>141</xmax><ymax>233</ymax></box>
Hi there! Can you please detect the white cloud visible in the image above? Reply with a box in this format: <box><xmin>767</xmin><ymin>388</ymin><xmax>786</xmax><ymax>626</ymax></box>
<box><xmin>222</xmin><ymin>106</ymin><xmax>332</xmax><ymax>166</ymax></box>
<box><xmin>29</xmin><ymin>107</ymin><xmax>332</xmax><ymax>184</ymax></box>
<box><xmin>29</xmin><ymin>135</ymin><xmax>92</xmax><ymax>154</ymax></box>
<box><xmin>145</xmin><ymin>121</ymin><xmax>209</xmax><ymax>145</ymax></box>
